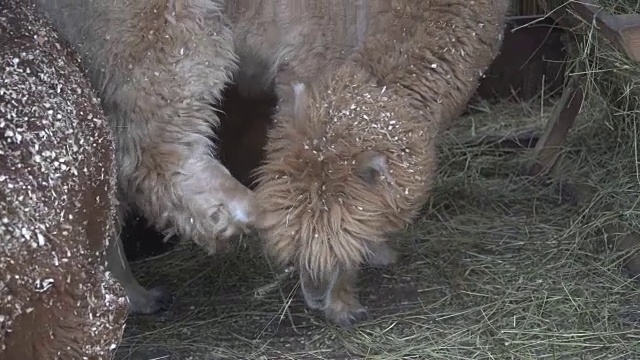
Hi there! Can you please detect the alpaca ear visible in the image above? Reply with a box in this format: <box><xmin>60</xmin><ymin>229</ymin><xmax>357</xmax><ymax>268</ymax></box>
<box><xmin>354</xmin><ymin>150</ymin><xmax>391</xmax><ymax>185</ymax></box>
<box><xmin>292</xmin><ymin>82</ymin><xmax>309</xmax><ymax>121</ymax></box>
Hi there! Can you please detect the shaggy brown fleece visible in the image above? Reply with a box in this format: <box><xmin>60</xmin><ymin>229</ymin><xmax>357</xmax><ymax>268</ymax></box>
<box><xmin>0</xmin><ymin>1</ymin><xmax>127</xmax><ymax>358</ymax></box>
<box><xmin>232</xmin><ymin>0</ymin><xmax>509</xmax><ymax>327</ymax></box>
<box><xmin>29</xmin><ymin>0</ymin><xmax>260</xmax><ymax>314</ymax></box>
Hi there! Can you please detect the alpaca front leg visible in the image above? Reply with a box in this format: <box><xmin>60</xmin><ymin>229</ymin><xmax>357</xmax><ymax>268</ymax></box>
<box><xmin>324</xmin><ymin>268</ymin><xmax>369</xmax><ymax>328</ymax></box>
<box><xmin>106</xmin><ymin>230</ymin><xmax>172</xmax><ymax>314</ymax></box>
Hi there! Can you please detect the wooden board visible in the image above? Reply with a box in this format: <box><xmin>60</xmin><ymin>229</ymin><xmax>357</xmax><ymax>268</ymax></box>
<box><xmin>539</xmin><ymin>0</ymin><xmax>640</xmax><ymax>61</ymax></box>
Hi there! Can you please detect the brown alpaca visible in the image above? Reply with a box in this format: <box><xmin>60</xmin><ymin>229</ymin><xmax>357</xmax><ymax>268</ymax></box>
<box><xmin>0</xmin><ymin>1</ymin><xmax>128</xmax><ymax>358</ymax></box>
<box><xmin>227</xmin><ymin>0</ymin><xmax>509</xmax><ymax>327</ymax></box>
<box><xmin>29</xmin><ymin>0</ymin><xmax>262</xmax><ymax>313</ymax></box>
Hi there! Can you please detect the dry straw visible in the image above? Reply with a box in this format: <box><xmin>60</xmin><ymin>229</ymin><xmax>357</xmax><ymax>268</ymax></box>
<box><xmin>116</xmin><ymin>1</ymin><xmax>640</xmax><ymax>358</ymax></box>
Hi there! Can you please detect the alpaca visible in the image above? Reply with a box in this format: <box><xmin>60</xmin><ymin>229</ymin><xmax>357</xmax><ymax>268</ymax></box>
<box><xmin>0</xmin><ymin>1</ymin><xmax>127</xmax><ymax>357</ymax></box>
<box><xmin>29</xmin><ymin>0</ymin><xmax>262</xmax><ymax>313</ymax></box>
<box><xmin>226</xmin><ymin>0</ymin><xmax>509</xmax><ymax>327</ymax></box>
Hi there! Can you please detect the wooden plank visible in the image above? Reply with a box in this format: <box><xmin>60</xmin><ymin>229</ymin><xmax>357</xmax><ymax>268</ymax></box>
<box><xmin>538</xmin><ymin>0</ymin><xmax>640</xmax><ymax>61</ymax></box>
<box><xmin>528</xmin><ymin>76</ymin><xmax>584</xmax><ymax>177</ymax></box>
<box><xmin>571</xmin><ymin>0</ymin><xmax>640</xmax><ymax>61</ymax></box>
<box><xmin>511</xmin><ymin>0</ymin><xmax>545</xmax><ymax>16</ymax></box>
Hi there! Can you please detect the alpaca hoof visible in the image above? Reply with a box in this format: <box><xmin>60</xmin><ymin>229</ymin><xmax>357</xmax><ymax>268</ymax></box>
<box><xmin>326</xmin><ymin>304</ymin><xmax>369</xmax><ymax>329</ymax></box>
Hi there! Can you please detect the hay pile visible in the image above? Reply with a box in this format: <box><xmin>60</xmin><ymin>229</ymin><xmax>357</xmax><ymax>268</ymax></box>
<box><xmin>115</xmin><ymin>2</ymin><xmax>640</xmax><ymax>359</ymax></box>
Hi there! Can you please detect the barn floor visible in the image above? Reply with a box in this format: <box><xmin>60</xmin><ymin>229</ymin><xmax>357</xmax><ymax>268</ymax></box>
<box><xmin>113</xmin><ymin>94</ymin><xmax>640</xmax><ymax>359</ymax></box>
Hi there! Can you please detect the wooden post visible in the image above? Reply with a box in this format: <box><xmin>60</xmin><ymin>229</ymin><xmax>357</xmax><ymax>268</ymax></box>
<box><xmin>527</xmin><ymin>76</ymin><xmax>584</xmax><ymax>177</ymax></box>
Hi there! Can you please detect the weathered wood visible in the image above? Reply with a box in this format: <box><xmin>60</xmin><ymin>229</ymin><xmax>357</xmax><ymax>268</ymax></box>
<box><xmin>511</xmin><ymin>0</ymin><xmax>545</xmax><ymax>16</ymax></box>
<box><xmin>571</xmin><ymin>0</ymin><xmax>640</xmax><ymax>62</ymax></box>
<box><xmin>528</xmin><ymin>0</ymin><xmax>640</xmax><ymax>177</ymax></box>
<box><xmin>538</xmin><ymin>0</ymin><xmax>640</xmax><ymax>61</ymax></box>
<box><xmin>474</xmin><ymin>15</ymin><xmax>567</xmax><ymax>102</ymax></box>
<box><xmin>528</xmin><ymin>75</ymin><xmax>584</xmax><ymax>177</ymax></box>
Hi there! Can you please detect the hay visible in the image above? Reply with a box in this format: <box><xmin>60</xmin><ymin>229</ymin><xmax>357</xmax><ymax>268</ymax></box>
<box><xmin>115</xmin><ymin>2</ymin><xmax>640</xmax><ymax>358</ymax></box>
<box><xmin>599</xmin><ymin>0</ymin><xmax>640</xmax><ymax>14</ymax></box>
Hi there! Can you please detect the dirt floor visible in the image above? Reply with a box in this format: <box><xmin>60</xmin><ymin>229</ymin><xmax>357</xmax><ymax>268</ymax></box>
<box><xmin>113</xmin><ymin>88</ymin><xmax>640</xmax><ymax>359</ymax></box>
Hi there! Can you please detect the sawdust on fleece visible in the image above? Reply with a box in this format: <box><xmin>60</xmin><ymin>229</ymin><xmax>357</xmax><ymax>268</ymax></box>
<box><xmin>310</xmin><ymin>79</ymin><xmax>425</xmax><ymax>180</ymax></box>
<box><xmin>255</xmin><ymin>1</ymin><xmax>509</xmax><ymax>278</ymax></box>
<box><xmin>0</xmin><ymin>1</ymin><xmax>127</xmax><ymax>358</ymax></box>
<box><xmin>257</xmin><ymin>64</ymin><xmax>438</xmax><ymax>277</ymax></box>
<box><xmin>297</xmin><ymin>68</ymin><xmax>430</xmax><ymax>201</ymax></box>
